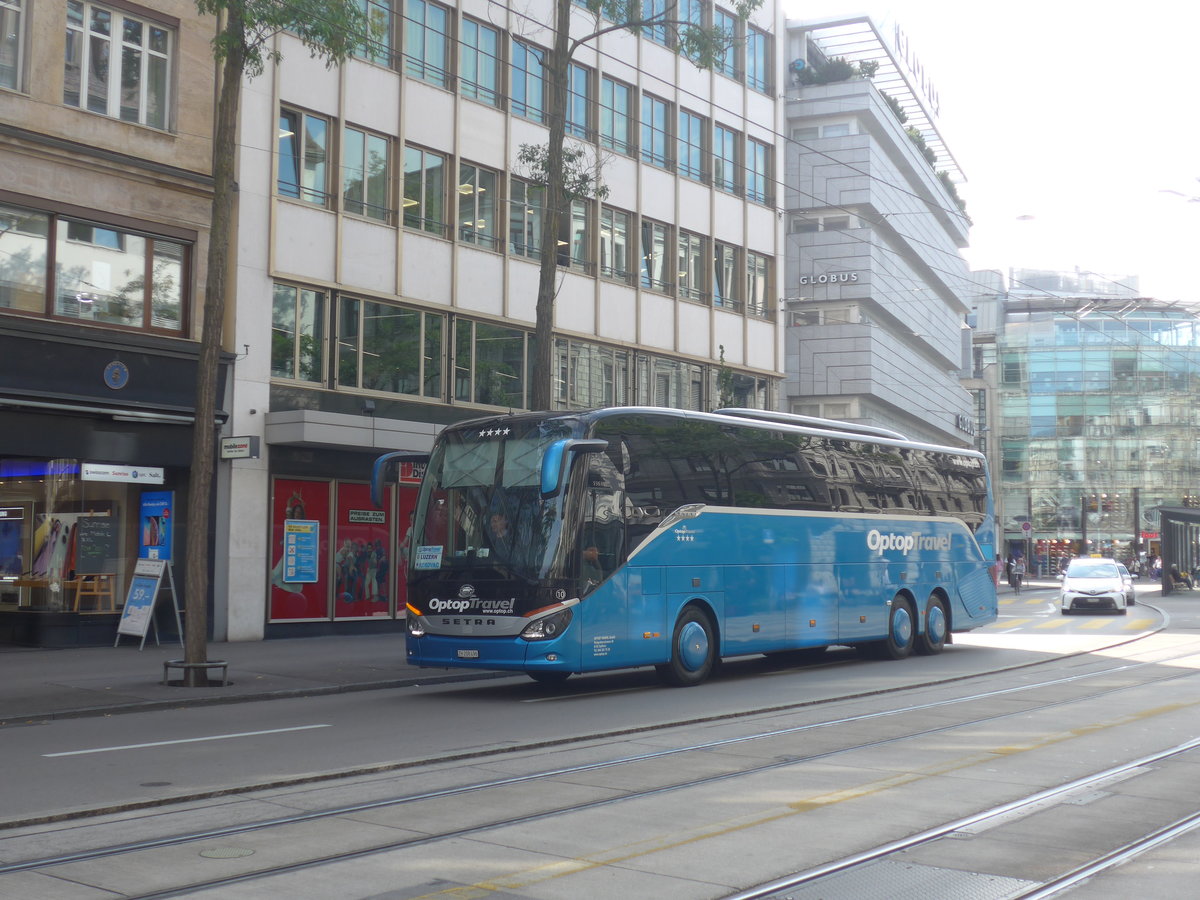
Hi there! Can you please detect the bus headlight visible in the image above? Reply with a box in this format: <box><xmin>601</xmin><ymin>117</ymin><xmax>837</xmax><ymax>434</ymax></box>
<box><xmin>520</xmin><ymin>608</ymin><xmax>573</xmax><ymax>641</ymax></box>
<box><xmin>407</xmin><ymin>616</ymin><xmax>426</xmax><ymax>638</ymax></box>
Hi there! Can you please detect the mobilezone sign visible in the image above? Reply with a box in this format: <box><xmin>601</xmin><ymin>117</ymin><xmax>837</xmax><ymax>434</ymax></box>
<box><xmin>867</xmin><ymin>529</ymin><xmax>951</xmax><ymax>556</ymax></box>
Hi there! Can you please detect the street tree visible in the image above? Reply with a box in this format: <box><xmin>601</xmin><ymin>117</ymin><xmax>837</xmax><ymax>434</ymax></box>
<box><xmin>525</xmin><ymin>0</ymin><xmax>765</xmax><ymax>411</ymax></box>
<box><xmin>184</xmin><ymin>1</ymin><xmax>374</xmax><ymax>684</ymax></box>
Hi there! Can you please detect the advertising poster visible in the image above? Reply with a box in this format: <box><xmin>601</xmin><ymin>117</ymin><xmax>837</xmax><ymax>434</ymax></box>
<box><xmin>269</xmin><ymin>479</ymin><xmax>331</xmax><ymax>620</ymax></box>
<box><xmin>117</xmin><ymin>558</ymin><xmax>166</xmax><ymax>637</ymax></box>
<box><xmin>333</xmin><ymin>482</ymin><xmax>391</xmax><ymax>619</ymax></box>
<box><xmin>139</xmin><ymin>491</ymin><xmax>174</xmax><ymax>560</ymax></box>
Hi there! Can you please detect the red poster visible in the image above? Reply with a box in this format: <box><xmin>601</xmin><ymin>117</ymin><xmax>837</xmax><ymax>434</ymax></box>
<box><xmin>395</xmin><ymin>483</ymin><xmax>420</xmax><ymax>613</ymax></box>
<box><xmin>269</xmin><ymin>479</ymin><xmax>331</xmax><ymax>620</ymax></box>
<box><xmin>333</xmin><ymin>482</ymin><xmax>392</xmax><ymax>619</ymax></box>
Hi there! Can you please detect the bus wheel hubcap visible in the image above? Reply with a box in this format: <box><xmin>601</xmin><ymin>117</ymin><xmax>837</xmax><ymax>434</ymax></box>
<box><xmin>894</xmin><ymin>607</ymin><xmax>913</xmax><ymax>645</ymax></box>
<box><xmin>679</xmin><ymin>621</ymin><xmax>709</xmax><ymax>671</ymax></box>
<box><xmin>928</xmin><ymin>605</ymin><xmax>945</xmax><ymax>643</ymax></box>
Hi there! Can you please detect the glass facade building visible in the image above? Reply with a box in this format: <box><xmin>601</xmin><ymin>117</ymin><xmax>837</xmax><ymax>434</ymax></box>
<box><xmin>997</xmin><ymin>296</ymin><xmax>1200</xmax><ymax>573</ymax></box>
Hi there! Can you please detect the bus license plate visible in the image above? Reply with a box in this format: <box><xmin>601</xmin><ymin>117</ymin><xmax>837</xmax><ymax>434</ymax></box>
<box><xmin>457</xmin><ymin>649</ymin><xmax>480</xmax><ymax>659</ymax></box>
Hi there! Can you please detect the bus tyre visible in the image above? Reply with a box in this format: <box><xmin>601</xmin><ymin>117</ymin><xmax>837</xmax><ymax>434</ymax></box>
<box><xmin>866</xmin><ymin>595</ymin><xmax>914</xmax><ymax>660</ymax></box>
<box><xmin>657</xmin><ymin>606</ymin><xmax>716</xmax><ymax>687</ymax></box>
<box><xmin>914</xmin><ymin>595</ymin><xmax>947</xmax><ymax>656</ymax></box>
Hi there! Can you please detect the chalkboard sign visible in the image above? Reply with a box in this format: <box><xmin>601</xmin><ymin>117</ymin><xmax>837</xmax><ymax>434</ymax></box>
<box><xmin>76</xmin><ymin>516</ymin><xmax>119</xmax><ymax>575</ymax></box>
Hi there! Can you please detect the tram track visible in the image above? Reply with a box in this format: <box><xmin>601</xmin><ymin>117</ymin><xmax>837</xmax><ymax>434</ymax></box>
<box><xmin>5</xmin><ymin>626</ymin><xmax>1200</xmax><ymax>898</ymax></box>
<box><xmin>724</xmin><ymin>736</ymin><xmax>1200</xmax><ymax>899</ymax></box>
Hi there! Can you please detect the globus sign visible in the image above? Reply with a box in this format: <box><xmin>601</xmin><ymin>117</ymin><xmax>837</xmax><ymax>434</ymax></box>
<box><xmin>798</xmin><ymin>272</ymin><xmax>859</xmax><ymax>285</ymax></box>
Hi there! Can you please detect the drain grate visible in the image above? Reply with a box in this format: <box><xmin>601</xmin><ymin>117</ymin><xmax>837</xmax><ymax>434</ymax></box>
<box><xmin>199</xmin><ymin>847</ymin><xmax>255</xmax><ymax>859</ymax></box>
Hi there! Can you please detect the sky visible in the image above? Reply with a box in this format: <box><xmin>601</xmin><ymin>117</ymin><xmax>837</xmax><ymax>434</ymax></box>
<box><xmin>782</xmin><ymin>0</ymin><xmax>1200</xmax><ymax>303</ymax></box>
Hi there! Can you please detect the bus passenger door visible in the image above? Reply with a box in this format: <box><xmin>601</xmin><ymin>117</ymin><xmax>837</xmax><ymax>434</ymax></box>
<box><xmin>575</xmin><ymin>457</ymin><xmax>635</xmax><ymax>668</ymax></box>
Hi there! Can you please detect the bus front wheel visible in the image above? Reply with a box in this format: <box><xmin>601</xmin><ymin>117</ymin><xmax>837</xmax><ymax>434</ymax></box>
<box><xmin>914</xmin><ymin>594</ymin><xmax>947</xmax><ymax>656</ymax></box>
<box><xmin>657</xmin><ymin>606</ymin><xmax>716</xmax><ymax>687</ymax></box>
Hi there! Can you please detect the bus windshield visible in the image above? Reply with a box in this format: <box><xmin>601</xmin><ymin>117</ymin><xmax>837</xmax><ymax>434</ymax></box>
<box><xmin>409</xmin><ymin>421</ymin><xmax>576</xmax><ymax>581</ymax></box>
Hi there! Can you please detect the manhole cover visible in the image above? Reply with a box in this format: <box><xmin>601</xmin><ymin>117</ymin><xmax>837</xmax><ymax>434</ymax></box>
<box><xmin>199</xmin><ymin>847</ymin><xmax>255</xmax><ymax>859</ymax></box>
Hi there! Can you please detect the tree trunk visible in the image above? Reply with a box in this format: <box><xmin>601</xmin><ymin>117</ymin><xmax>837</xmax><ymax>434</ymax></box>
<box><xmin>530</xmin><ymin>0</ymin><xmax>573</xmax><ymax>412</ymax></box>
<box><xmin>182</xmin><ymin>12</ymin><xmax>245</xmax><ymax>684</ymax></box>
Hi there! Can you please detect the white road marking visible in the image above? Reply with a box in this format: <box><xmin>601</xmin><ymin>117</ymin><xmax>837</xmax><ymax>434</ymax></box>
<box><xmin>44</xmin><ymin>724</ymin><xmax>332</xmax><ymax>757</ymax></box>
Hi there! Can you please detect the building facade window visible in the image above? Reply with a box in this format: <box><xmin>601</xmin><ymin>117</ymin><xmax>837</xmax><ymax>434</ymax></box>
<box><xmin>556</xmin><ymin>338</ymin><xmax>630</xmax><ymax>408</ymax></box>
<box><xmin>640</xmin><ymin>219</ymin><xmax>671</xmax><ymax>293</ymax></box>
<box><xmin>403</xmin><ymin>145</ymin><xmax>446</xmax><ymax>235</ymax></box>
<box><xmin>510</xmin><ymin>40</ymin><xmax>545</xmax><ymax>123</ymax></box>
<box><xmin>56</xmin><ymin>220</ymin><xmax>185</xmax><ymax>331</ymax></box>
<box><xmin>600</xmin><ymin>75</ymin><xmax>633</xmax><ymax>155</ymax></box>
<box><xmin>459</xmin><ymin>17</ymin><xmax>500</xmax><ymax>106</ymax></box>
<box><xmin>747</xmin><ymin>137</ymin><xmax>771</xmax><ymax>204</ymax></box>
<box><xmin>566</xmin><ymin>62</ymin><xmax>592</xmax><ymax>139</ymax></box>
<box><xmin>599</xmin><ymin>207</ymin><xmax>632</xmax><ymax>283</ymax></box>
<box><xmin>1</xmin><ymin>0</ymin><xmax>25</xmax><ymax>91</ymax></box>
<box><xmin>713</xmin><ymin>124</ymin><xmax>740</xmax><ymax>194</ymax></box>
<box><xmin>272</xmin><ymin>283</ymin><xmax>326</xmax><ymax>382</ymax></box>
<box><xmin>342</xmin><ymin>126</ymin><xmax>391</xmax><ymax>222</ymax></box>
<box><xmin>353</xmin><ymin>0</ymin><xmax>393</xmax><ymax>65</ymax></box>
<box><xmin>713</xmin><ymin>7</ymin><xmax>738</xmax><ymax>79</ymax></box>
<box><xmin>641</xmin><ymin>0</ymin><xmax>669</xmax><ymax>45</ymax></box>
<box><xmin>640</xmin><ymin>94</ymin><xmax>671</xmax><ymax>169</ymax></box>
<box><xmin>0</xmin><ymin>204</ymin><xmax>189</xmax><ymax>334</ymax></box>
<box><xmin>458</xmin><ymin>162</ymin><xmax>499</xmax><ymax>249</ymax></box>
<box><xmin>455</xmin><ymin>319</ymin><xmax>530</xmax><ymax>408</ymax></box>
<box><xmin>278</xmin><ymin>108</ymin><xmax>330</xmax><ymax>206</ymax></box>
<box><xmin>678</xmin><ymin>0</ymin><xmax>706</xmax><ymax>62</ymax></box>
<box><xmin>404</xmin><ymin>0</ymin><xmax>450</xmax><ymax>87</ymax></box>
<box><xmin>677</xmin><ymin>231</ymin><xmax>706</xmax><ymax>302</ymax></box>
<box><xmin>508</xmin><ymin>179</ymin><xmax>543</xmax><ymax>259</ymax></box>
<box><xmin>560</xmin><ymin>199</ymin><xmax>591</xmax><ymax>271</ymax></box>
<box><xmin>746</xmin><ymin>250</ymin><xmax>771</xmax><ymax>318</ymax></box>
<box><xmin>713</xmin><ymin>241</ymin><xmax>740</xmax><ymax>310</ymax></box>
<box><xmin>64</xmin><ymin>0</ymin><xmax>171</xmax><ymax>129</ymax></box>
<box><xmin>677</xmin><ymin>109</ymin><xmax>707</xmax><ymax>181</ymax></box>
<box><xmin>337</xmin><ymin>297</ymin><xmax>443</xmax><ymax>398</ymax></box>
<box><xmin>745</xmin><ymin>26</ymin><xmax>771</xmax><ymax>94</ymax></box>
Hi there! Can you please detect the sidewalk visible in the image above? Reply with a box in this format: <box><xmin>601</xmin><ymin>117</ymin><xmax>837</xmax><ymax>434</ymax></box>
<box><xmin>0</xmin><ymin>633</ymin><xmax>493</xmax><ymax>724</ymax></box>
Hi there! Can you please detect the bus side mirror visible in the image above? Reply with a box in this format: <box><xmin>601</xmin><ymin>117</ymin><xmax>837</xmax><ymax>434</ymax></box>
<box><xmin>541</xmin><ymin>439</ymin><xmax>609</xmax><ymax>498</ymax></box>
<box><xmin>370</xmin><ymin>451</ymin><xmax>427</xmax><ymax>508</ymax></box>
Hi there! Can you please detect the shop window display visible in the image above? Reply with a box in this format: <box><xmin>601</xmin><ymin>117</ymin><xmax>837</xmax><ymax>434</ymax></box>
<box><xmin>0</xmin><ymin>458</ymin><xmax>164</xmax><ymax>614</ymax></box>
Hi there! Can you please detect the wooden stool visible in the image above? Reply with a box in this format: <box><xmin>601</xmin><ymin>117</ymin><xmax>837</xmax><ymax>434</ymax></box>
<box><xmin>74</xmin><ymin>574</ymin><xmax>116</xmax><ymax>611</ymax></box>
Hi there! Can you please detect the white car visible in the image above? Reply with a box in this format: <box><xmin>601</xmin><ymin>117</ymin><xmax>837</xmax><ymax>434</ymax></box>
<box><xmin>1060</xmin><ymin>557</ymin><xmax>1132</xmax><ymax>615</ymax></box>
<box><xmin>1116</xmin><ymin>562</ymin><xmax>1136</xmax><ymax>605</ymax></box>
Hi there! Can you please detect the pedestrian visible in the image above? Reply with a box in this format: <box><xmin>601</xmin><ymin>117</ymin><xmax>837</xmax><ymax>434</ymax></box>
<box><xmin>1169</xmin><ymin>564</ymin><xmax>1193</xmax><ymax>590</ymax></box>
<box><xmin>1011</xmin><ymin>556</ymin><xmax>1026</xmax><ymax>594</ymax></box>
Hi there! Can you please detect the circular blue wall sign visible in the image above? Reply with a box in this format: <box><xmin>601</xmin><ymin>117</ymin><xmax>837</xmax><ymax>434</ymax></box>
<box><xmin>104</xmin><ymin>360</ymin><xmax>130</xmax><ymax>390</ymax></box>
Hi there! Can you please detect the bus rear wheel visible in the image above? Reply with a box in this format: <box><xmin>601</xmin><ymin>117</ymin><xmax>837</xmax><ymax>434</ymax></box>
<box><xmin>657</xmin><ymin>606</ymin><xmax>716</xmax><ymax>687</ymax></box>
<box><xmin>914</xmin><ymin>594</ymin><xmax>947</xmax><ymax>656</ymax></box>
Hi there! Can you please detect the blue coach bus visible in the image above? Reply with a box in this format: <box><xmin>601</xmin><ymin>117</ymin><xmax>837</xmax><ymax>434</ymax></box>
<box><xmin>372</xmin><ymin>407</ymin><xmax>997</xmax><ymax>686</ymax></box>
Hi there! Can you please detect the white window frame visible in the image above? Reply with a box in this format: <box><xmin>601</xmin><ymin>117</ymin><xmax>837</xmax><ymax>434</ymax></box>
<box><xmin>64</xmin><ymin>0</ymin><xmax>172</xmax><ymax>129</ymax></box>
<box><xmin>0</xmin><ymin>0</ymin><xmax>26</xmax><ymax>92</ymax></box>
